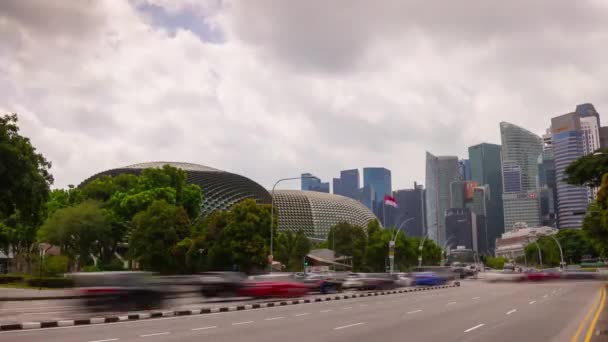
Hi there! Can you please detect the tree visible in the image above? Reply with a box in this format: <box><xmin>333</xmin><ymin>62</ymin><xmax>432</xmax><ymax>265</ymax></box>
<box><xmin>411</xmin><ymin>237</ymin><xmax>442</xmax><ymax>266</ymax></box>
<box><xmin>327</xmin><ymin>222</ymin><xmax>368</xmax><ymax>271</ymax></box>
<box><xmin>129</xmin><ymin>200</ymin><xmax>191</xmax><ymax>273</ymax></box>
<box><xmin>556</xmin><ymin>229</ymin><xmax>597</xmax><ymax>264</ymax></box>
<box><xmin>45</xmin><ymin>186</ymin><xmax>84</xmax><ymax>218</ymax></box>
<box><xmin>524</xmin><ymin>237</ymin><xmax>561</xmax><ymax>267</ymax></box>
<box><xmin>0</xmin><ymin>113</ymin><xmax>53</xmax><ymax>224</ymax></box>
<box><xmin>38</xmin><ymin>201</ymin><xmax>112</xmax><ymax>268</ymax></box>
<box><xmin>275</xmin><ymin>230</ymin><xmax>311</xmax><ymax>271</ymax></box>
<box><xmin>565</xmin><ymin>148</ymin><xmax>608</xmax><ymax>187</ymax></box>
<box><xmin>583</xmin><ymin>173</ymin><xmax>608</xmax><ymax>256</ymax></box>
<box><xmin>485</xmin><ymin>256</ymin><xmax>508</xmax><ymax>269</ymax></box>
<box><xmin>0</xmin><ymin>113</ymin><xmax>53</xmax><ymax>271</ymax></box>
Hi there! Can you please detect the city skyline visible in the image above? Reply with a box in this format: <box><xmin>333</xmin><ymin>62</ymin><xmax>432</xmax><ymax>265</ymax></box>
<box><xmin>5</xmin><ymin>2</ymin><xmax>608</xmax><ymax>192</ymax></box>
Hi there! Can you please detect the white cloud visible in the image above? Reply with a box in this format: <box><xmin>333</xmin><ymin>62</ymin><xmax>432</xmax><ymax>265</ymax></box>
<box><xmin>2</xmin><ymin>0</ymin><xmax>608</xmax><ymax>191</ymax></box>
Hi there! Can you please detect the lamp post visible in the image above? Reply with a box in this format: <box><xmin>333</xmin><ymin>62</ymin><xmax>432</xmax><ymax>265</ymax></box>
<box><xmin>389</xmin><ymin>218</ymin><xmax>415</xmax><ymax>273</ymax></box>
<box><xmin>269</xmin><ymin>175</ymin><xmax>317</xmax><ymax>272</ymax></box>
<box><xmin>418</xmin><ymin>233</ymin><xmax>429</xmax><ymax>268</ymax></box>
<box><xmin>533</xmin><ymin>241</ymin><xmax>543</xmax><ymax>268</ymax></box>
<box><xmin>546</xmin><ymin>234</ymin><xmax>565</xmax><ymax>269</ymax></box>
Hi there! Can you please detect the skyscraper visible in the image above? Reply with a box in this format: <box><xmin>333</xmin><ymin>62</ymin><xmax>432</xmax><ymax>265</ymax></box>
<box><xmin>468</xmin><ymin>143</ymin><xmax>504</xmax><ymax>251</ymax></box>
<box><xmin>551</xmin><ymin>105</ymin><xmax>601</xmax><ymax>228</ymax></box>
<box><xmin>334</xmin><ymin>169</ymin><xmax>360</xmax><ymax>199</ymax></box>
<box><xmin>301</xmin><ymin>173</ymin><xmax>329</xmax><ymax>193</ymax></box>
<box><xmin>393</xmin><ymin>183</ymin><xmax>426</xmax><ymax>237</ymax></box>
<box><xmin>538</xmin><ymin>132</ymin><xmax>557</xmax><ymax>227</ymax></box>
<box><xmin>363</xmin><ymin>167</ymin><xmax>392</xmax><ymax>225</ymax></box>
<box><xmin>500</xmin><ymin>122</ymin><xmax>543</xmax><ymax>230</ymax></box>
<box><xmin>425</xmin><ymin>152</ymin><xmax>460</xmax><ymax>245</ymax></box>
<box><xmin>458</xmin><ymin>159</ymin><xmax>471</xmax><ymax>181</ymax></box>
<box><xmin>445</xmin><ymin>208</ymin><xmax>476</xmax><ymax>251</ymax></box>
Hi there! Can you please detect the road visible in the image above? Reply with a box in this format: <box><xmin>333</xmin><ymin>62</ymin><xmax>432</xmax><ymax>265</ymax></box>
<box><xmin>0</xmin><ymin>280</ymin><xmax>602</xmax><ymax>342</ymax></box>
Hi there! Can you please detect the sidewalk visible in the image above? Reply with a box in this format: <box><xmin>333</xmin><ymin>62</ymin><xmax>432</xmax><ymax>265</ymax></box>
<box><xmin>0</xmin><ymin>287</ymin><xmax>79</xmax><ymax>301</ymax></box>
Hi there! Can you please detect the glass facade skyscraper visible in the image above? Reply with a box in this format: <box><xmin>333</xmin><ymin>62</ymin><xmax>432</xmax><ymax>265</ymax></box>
<box><xmin>393</xmin><ymin>183</ymin><xmax>426</xmax><ymax>237</ymax></box>
<box><xmin>551</xmin><ymin>106</ymin><xmax>601</xmax><ymax>229</ymax></box>
<box><xmin>500</xmin><ymin>122</ymin><xmax>543</xmax><ymax>230</ymax></box>
<box><xmin>468</xmin><ymin>142</ymin><xmax>504</xmax><ymax>252</ymax></box>
<box><xmin>301</xmin><ymin>173</ymin><xmax>329</xmax><ymax>193</ymax></box>
<box><xmin>333</xmin><ymin>169</ymin><xmax>360</xmax><ymax>199</ymax></box>
<box><xmin>363</xmin><ymin>167</ymin><xmax>392</xmax><ymax>225</ymax></box>
<box><xmin>458</xmin><ymin>159</ymin><xmax>471</xmax><ymax>181</ymax></box>
<box><xmin>425</xmin><ymin>152</ymin><xmax>460</xmax><ymax>245</ymax></box>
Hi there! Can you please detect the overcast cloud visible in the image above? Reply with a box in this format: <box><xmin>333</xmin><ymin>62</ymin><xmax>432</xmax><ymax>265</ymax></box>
<box><xmin>2</xmin><ymin>0</ymin><xmax>608</xmax><ymax>190</ymax></box>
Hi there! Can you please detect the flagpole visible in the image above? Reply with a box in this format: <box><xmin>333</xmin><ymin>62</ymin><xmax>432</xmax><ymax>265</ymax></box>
<box><xmin>383</xmin><ymin>197</ymin><xmax>386</xmax><ymax>227</ymax></box>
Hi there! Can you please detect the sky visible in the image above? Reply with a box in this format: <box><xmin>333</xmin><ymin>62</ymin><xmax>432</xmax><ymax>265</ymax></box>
<box><xmin>2</xmin><ymin>0</ymin><xmax>608</xmax><ymax>190</ymax></box>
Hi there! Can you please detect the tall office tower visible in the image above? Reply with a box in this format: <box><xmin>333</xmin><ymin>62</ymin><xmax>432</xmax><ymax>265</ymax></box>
<box><xmin>458</xmin><ymin>159</ymin><xmax>472</xmax><ymax>181</ymax></box>
<box><xmin>337</xmin><ymin>169</ymin><xmax>360</xmax><ymax>199</ymax></box>
<box><xmin>425</xmin><ymin>152</ymin><xmax>460</xmax><ymax>245</ymax></box>
<box><xmin>363</xmin><ymin>167</ymin><xmax>392</xmax><ymax>225</ymax></box>
<box><xmin>301</xmin><ymin>173</ymin><xmax>330</xmax><ymax>193</ymax></box>
<box><xmin>551</xmin><ymin>105</ymin><xmax>601</xmax><ymax>228</ymax></box>
<box><xmin>393</xmin><ymin>183</ymin><xmax>426</xmax><ymax>237</ymax></box>
<box><xmin>468</xmin><ymin>143</ymin><xmax>504</xmax><ymax>251</ymax></box>
<box><xmin>445</xmin><ymin>208</ymin><xmax>476</xmax><ymax>251</ymax></box>
<box><xmin>500</xmin><ymin>122</ymin><xmax>543</xmax><ymax>230</ymax></box>
<box><xmin>600</xmin><ymin>126</ymin><xmax>608</xmax><ymax>148</ymax></box>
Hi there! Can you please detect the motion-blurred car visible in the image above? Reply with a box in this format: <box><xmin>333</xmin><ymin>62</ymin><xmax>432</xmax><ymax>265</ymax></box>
<box><xmin>413</xmin><ymin>272</ymin><xmax>448</xmax><ymax>286</ymax></box>
<box><xmin>392</xmin><ymin>273</ymin><xmax>415</xmax><ymax>287</ymax></box>
<box><xmin>238</xmin><ymin>274</ymin><xmax>309</xmax><ymax>298</ymax></box>
<box><xmin>70</xmin><ymin>272</ymin><xmax>165</xmax><ymax>312</ymax></box>
<box><xmin>198</xmin><ymin>272</ymin><xmax>246</xmax><ymax>297</ymax></box>
<box><xmin>302</xmin><ymin>273</ymin><xmax>343</xmax><ymax>294</ymax></box>
<box><xmin>341</xmin><ymin>273</ymin><xmax>396</xmax><ymax>290</ymax></box>
<box><xmin>526</xmin><ymin>269</ymin><xmax>561</xmax><ymax>281</ymax></box>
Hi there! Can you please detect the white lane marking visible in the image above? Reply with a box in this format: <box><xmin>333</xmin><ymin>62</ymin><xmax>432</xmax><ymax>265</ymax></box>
<box><xmin>320</xmin><ymin>309</ymin><xmax>333</xmax><ymax>313</ymax></box>
<box><xmin>140</xmin><ymin>332</ymin><xmax>170</xmax><ymax>337</ymax></box>
<box><xmin>529</xmin><ymin>301</ymin><xmax>536</xmax><ymax>304</ymax></box>
<box><xmin>29</xmin><ymin>311</ymin><xmax>70</xmax><ymax>315</ymax></box>
<box><xmin>446</xmin><ymin>302</ymin><xmax>457</xmax><ymax>306</ymax></box>
<box><xmin>191</xmin><ymin>326</ymin><xmax>217</xmax><ymax>331</ymax></box>
<box><xmin>333</xmin><ymin>322</ymin><xmax>366</xmax><ymax>330</ymax></box>
<box><xmin>88</xmin><ymin>339</ymin><xmax>118</xmax><ymax>342</ymax></box>
<box><xmin>472</xmin><ymin>297</ymin><xmax>480</xmax><ymax>300</ymax></box>
<box><xmin>407</xmin><ymin>309</ymin><xmax>422</xmax><ymax>314</ymax></box>
<box><xmin>342</xmin><ymin>306</ymin><xmax>353</xmax><ymax>310</ymax></box>
<box><xmin>464</xmin><ymin>324</ymin><xmax>485</xmax><ymax>333</ymax></box>
<box><xmin>232</xmin><ymin>321</ymin><xmax>254</xmax><ymax>325</ymax></box>
<box><xmin>0</xmin><ymin>306</ymin><xmax>73</xmax><ymax>311</ymax></box>
<box><xmin>295</xmin><ymin>313</ymin><xmax>310</xmax><ymax>317</ymax></box>
<box><xmin>506</xmin><ymin>309</ymin><xmax>517</xmax><ymax>315</ymax></box>
<box><xmin>543</xmin><ymin>295</ymin><xmax>548</xmax><ymax>298</ymax></box>
<box><xmin>265</xmin><ymin>317</ymin><xmax>284</xmax><ymax>321</ymax></box>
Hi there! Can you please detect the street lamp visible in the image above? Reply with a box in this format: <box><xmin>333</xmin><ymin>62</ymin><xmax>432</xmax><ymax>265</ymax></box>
<box><xmin>388</xmin><ymin>217</ymin><xmax>415</xmax><ymax>273</ymax></box>
<box><xmin>269</xmin><ymin>175</ymin><xmax>317</xmax><ymax>272</ymax></box>
<box><xmin>546</xmin><ymin>234</ymin><xmax>565</xmax><ymax>269</ymax></box>
<box><xmin>418</xmin><ymin>233</ymin><xmax>429</xmax><ymax>268</ymax></box>
<box><xmin>533</xmin><ymin>241</ymin><xmax>543</xmax><ymax>268</ymax></box>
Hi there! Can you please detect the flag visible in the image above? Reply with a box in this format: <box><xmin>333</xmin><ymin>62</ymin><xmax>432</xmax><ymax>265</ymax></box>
<box><xmin>384</xmin><ymin>195</ymin><xmax>398</xmax><ymax>208</ymax></box>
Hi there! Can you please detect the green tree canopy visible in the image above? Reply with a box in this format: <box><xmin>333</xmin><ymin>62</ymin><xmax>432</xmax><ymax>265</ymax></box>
<box><xmin>0</xmin><ymin>113</ymin><xmax>53</xmax><ymax>225</ymax></box>
<box><xmin>38</xmin><ymin>200</ymin><xmax>112</xmax><ymax>267</ymax></box>
<box><xmin>485</xmin><ymin>256</ymin><xmax>508</xmax><ymax>269</ymax></box>
<box><xmin>275</xmin><ymin>229</ymin><xmax>311</xmax><ymax>271</ymax></box>
<box><xmin>565</xmin><ymin>148</ymin><xmax>608</xmax><ymax>187</ymax></box>
<box><xmin>327</xmin><ymin>222</ymin><xmax>368</xmax><ymax>271</ymax></box>
<box><xmin>128</xmin><ymin>200</ymin><xmax>191</xmax><ymax>273</ymax></box>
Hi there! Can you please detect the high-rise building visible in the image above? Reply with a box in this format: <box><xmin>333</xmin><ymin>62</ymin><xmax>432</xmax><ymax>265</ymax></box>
<box><xmin>538</xmin><ymin>150</ymin><xmax>557</xmax><ymax>227</ymax></box>
<box><xmin>425</xmin><ymin>152</ymin><xmax>460</xmax><ymax>245</ymax></box>
<box><xmin>458</xmin><ymin>159</ymin><xmax>472</xmax><ymax>181</ymax></box>
<box><xmin>301</xmin><ymin>173</ymin><xmax>329</xmax><ymax>193</ymax></box>
<box><xmin>333</xmin><ymin>169</ymin><xmax>360</xmax><ymax>199</ymax></box>
<box><xmin>393</xmin><ymin>183</ymin><xmax>426</xmax><ymax>237</ymax></box>
<box><xmin>600</xmin><ymin>126</ymin><xmax>608</xmax><ymax>148</ymax></box>
<box><xmin>363</xmin><ymin>167</ymin><xmax>392</xmax><ymax>225</ymax></box>
<box><xmin>468</xmin><ymin>143</ymin><xmax>504</xmax><ymax>251</ymax></box>
<box><xmin>500</xmin><ymin>122</ymin><xmax>543</xmax><ymax>230</ymax></box>
<box><xmin>551</xmin><ymin>105</ymin><xmax>601</xmax><ymax>229</ymax></box>
<box><xmin>445</xmin><ymin>208</ymin><xmax>476</xmax><ymax>251</ymax></box>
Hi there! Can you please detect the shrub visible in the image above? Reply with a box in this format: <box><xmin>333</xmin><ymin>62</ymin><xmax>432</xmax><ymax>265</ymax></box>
<box><xmin>43</xmin><ymin>255</ymin><xmax>69</xmax><ymax>276</ymax></box>
<box><xmin>103</xmin><ymin>258</ymin><xmax>125</xmax><ymax>271</ymax></box>
<box><xmin>26</xmin><ymin>277</ymin><xmax>74</xmax><ymax>288</ymax></box>
<box><xmin>0</xmin><ymin>274</ymin><xmax>25</xmax><ymax>284</ymax></box>
<box><xmin>81</xmin><ymin>265</ymin><xmax>101</xmax><ymax>272</ymax></box>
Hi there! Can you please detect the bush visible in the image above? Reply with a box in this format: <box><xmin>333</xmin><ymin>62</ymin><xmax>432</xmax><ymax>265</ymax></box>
<box><xmin>26</xmin><ymin>277</ymin><xmax>74</xmax><ymax>288</ymax></box>
<box><xmin>81</xmin><ymin>265</ymin><xmax>101</xmax><ymax>272</ymax></box>
<box><xmin>43</xmin><ymin>255</ymin><xmax>69</xmax><ymax>276</ymax></box>
<box><xmin>0</xmin><ymin>274</ymin><xmax>25</xmax><ymax>284</ymax></box>
<box><xmin>103</xmin><ymin>258</ymin><xmax>125</xmax><ymax>271</ymax></box>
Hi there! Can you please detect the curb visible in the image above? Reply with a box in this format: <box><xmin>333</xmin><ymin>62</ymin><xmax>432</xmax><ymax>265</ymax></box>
<box><xmin>0</xmin><ymin>284</ymin><xmax>460</xmax><ymax>331</ymax></box>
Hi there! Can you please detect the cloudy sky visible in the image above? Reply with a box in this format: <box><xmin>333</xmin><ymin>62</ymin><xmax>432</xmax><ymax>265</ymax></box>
<box><xmin>2</xmin><ymin>0</ymin><xmax>608</xmax><ymax>190</ymax></box>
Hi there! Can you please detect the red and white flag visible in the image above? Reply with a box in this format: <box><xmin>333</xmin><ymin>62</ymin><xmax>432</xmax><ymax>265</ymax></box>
<box><xmin>384</xmin><ymin>195</ymin><xmax>398</xmax><ymax>208</ymax></box>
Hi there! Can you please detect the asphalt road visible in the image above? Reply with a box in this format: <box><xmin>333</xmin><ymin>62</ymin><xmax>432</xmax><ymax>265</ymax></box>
<box><xmin>0</xmin><ymin>280</ymin><xmax>602</xmax><ymax>342</ymax></box>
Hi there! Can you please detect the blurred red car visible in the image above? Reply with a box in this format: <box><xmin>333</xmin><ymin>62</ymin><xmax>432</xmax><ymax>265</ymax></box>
<box><xmin>238</xmin><ymin>274</ymin><xmax>309</xmax><ymax>298</ymax></box>
<box><xmin>526</xmin><ymin>269</ymin><xmax>561</xmax><ymax>281</ymax></box>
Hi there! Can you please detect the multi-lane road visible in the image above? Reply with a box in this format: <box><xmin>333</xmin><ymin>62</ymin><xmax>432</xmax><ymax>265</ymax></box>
<box><xmin>0</xmin><ymin>280</ymin><xmax>603</xmax><ymax>342</ymax></box>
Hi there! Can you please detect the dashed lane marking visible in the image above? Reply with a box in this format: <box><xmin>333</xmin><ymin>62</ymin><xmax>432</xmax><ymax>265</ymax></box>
<box><xmin>464</xmin><ymin>324</ymin><xmax>485</xmax><ymax>333</ymax></box>
<box><xmin>333</xmin><ymin>322</ymin><xmax>365</xmax><ymax>330</ymax></box>
<box><xmin>139</xmin><ymin>332</ymin><xmax>170</xmax><ymax>338</ymax></box>
<box><xmin>191</xmin><ymin>326</ymin><xmax>217</xmax><ymax>331</ymax></box>
<box><xmin>506</xmin><ymin>309</ymin><xmax>517</xmax><ymax>315</ymax></box>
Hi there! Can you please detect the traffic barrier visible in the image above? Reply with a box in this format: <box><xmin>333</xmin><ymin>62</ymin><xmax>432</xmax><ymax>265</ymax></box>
<box><xmin>0</xmin><ymin>284</ymin><xmax>459</xmax><ymax>331</ymax></box>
